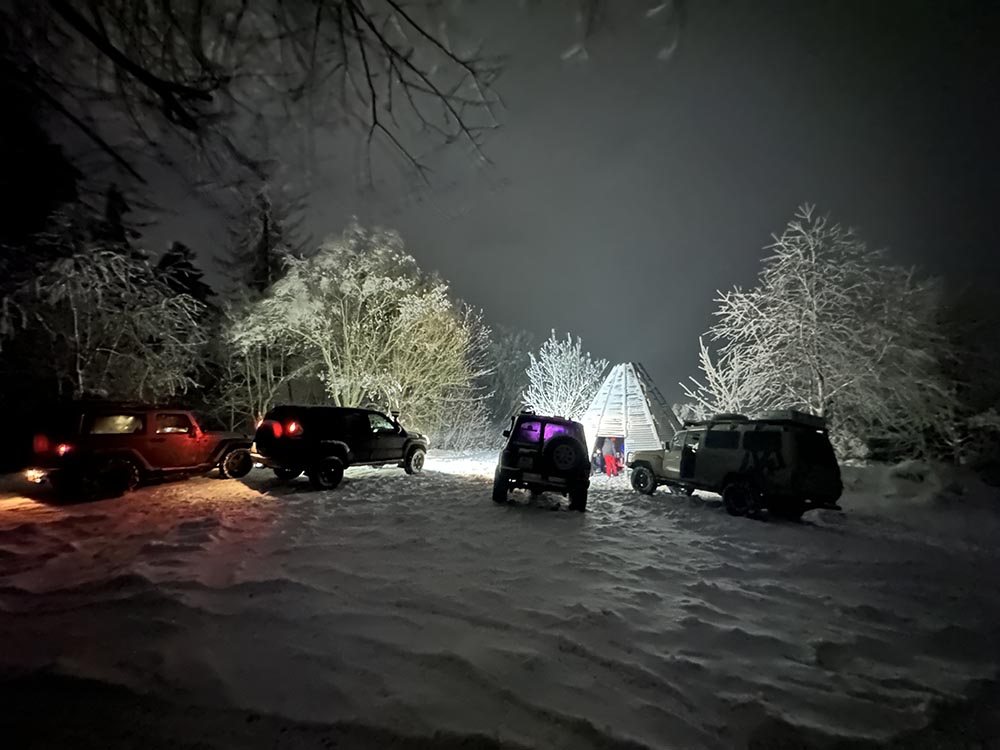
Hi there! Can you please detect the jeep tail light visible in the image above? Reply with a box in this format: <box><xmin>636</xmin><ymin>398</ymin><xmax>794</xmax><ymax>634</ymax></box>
<box><xmin>56</xmin><ymin>443</ymin><xmax>73</xmax><ymax>456</ymax></box>
<box><xmin>286</xmin><ymin>421</ymin><xmax>302</xmax><ymax>436</ymax></box>
<box><xmin>268</xmin><ymin>421</ymin><xmax>282</xmax><ymax>438</ymax></box>
<box><xmin>33</xmin><ymin>434</ymin><xmax>50</xmax><ymax>454</ymax></box>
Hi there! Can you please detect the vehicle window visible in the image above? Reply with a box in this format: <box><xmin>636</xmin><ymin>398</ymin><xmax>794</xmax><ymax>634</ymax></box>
<box><xmin>685</xmin><ymin>432</ymin><xmax>703</xmax><ymax>452</ymax></box>
<box><xmin>705</xmin><ymin>428</ymin><xmax>740</xmax><ymax>450</ymax></box>
<box><xmin>743</xmin><ymin>430</ymin><xmax>782</xmax><ymax>453</ymax></box>
<box><xmin>513</xmin><ymin>419</ymin><xmax>543</xmax><ymax>443</ymax></box>
<box><xmin>542</xmin><ymin>422</ymin><xmax>571</xmax><ymax>441</ymax></box>
<box><xmin>670</xmin><ymin>432</ymin><xmax>685</xmax><ymax>451</ymax></box>
<box><xmin>368</xmin><ymin>413</ymin><xmax>395</xmax><ymax>432</ymax></box>
<box><xmin>345</xmin><ymin>413</ymin><xmax>369</xmax><ymax>437</ymax></box>
<box><xmin>89</xmin><ymin>414</ymin><xmax>145</xmax><ymax>435</ymax></box>
<box><xmin>156</xmin><ymin>413</ymin><xmax>193</xmax><ymax>434</ymax></box>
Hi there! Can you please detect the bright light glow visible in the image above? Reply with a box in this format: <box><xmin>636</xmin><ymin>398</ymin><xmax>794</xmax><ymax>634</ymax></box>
<box><xmin>25</xmin><ymin>468</ymin><xmax>46</xmax><ymax>483</ymax></box>
<box><xmin>255</xmin><ymin>418</ymin><xmax>263</xmax><ymax>428</ymax></box>
<box><xmin>33</xmin><ymin>434</ymin><xmax>50</xmax><ymax>453</ymax></box>
<box><xmin>286</xmin><ymin>421</ymin><xmax>302</xmax><ymax>436</ymax></box>
<box><xmin>422</xmin><ymin>452</ymin><xmax>495</xmax><ymax>477</ymax></box>
<box><xmin>56</xmin><ymin>443</ymin><xmax>73</xmax><ymax>456</ymax></box>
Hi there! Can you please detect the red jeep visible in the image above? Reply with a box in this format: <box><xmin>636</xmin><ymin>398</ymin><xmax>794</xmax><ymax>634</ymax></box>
<box><xmin>28</xmin><ymin>402</ymin><xmax>253</xmax><ymax>498</ymax></box>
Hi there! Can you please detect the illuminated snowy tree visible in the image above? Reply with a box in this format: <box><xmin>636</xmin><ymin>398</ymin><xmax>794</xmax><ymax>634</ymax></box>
<box><xmin>523</xmin><ymin>331</ymin><xmax>607</xmax><ymax>421</ymax></box>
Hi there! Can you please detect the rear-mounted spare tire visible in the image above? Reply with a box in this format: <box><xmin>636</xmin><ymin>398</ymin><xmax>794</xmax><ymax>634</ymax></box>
<box><xmin>542</xmin><ymin>435</ymin><xmax>586</xmax><ymax>474</ymax></box>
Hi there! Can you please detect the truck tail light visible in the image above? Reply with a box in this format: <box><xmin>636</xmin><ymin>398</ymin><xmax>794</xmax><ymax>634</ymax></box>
<box><xmin>33</xmin><ymin>434</ymin><xmax>50</xmax><ymax>454</ymax></box>
<box><xmin>285</xmin><ymin>421</ymin><xmax>303</xmax><ymax>437</ymax></box>
<box><xmin>56</xmin><ymin>443</ymin><xmax>73</xmax><ymax>456</ymax></box>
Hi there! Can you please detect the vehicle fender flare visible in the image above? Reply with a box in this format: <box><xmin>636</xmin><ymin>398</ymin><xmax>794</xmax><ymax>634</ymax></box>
<box><xmin>210</xmin><ymin>439</ymin><xmax>252</xmax><ymax>465</ymax></box>
<box><xmin>403</xmin><ymin>440</ymin><xmax>427</xmax><ymax>458</ymax></box>
<box><xmin>317</xmin><ymin>440</ymin><xmax>352</xmax><ymax>464</ymax></box>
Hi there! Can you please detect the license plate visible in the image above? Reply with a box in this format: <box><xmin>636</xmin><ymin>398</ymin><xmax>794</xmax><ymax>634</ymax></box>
<box><xmin>518</xmin><ymin>456</ymin><xmax>533</xmax><ymax>468</ymax></box>
<box><xmin>523</xmin><ymin>472</ymin><xmax>565</xmax><ymax>485</ymax></box>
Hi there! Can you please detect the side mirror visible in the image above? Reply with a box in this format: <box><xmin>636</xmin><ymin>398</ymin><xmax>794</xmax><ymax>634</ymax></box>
<box><xmin>502</xmin><ymin>429</ymin><xmax>510</xmax><ymax>438</ymax></box>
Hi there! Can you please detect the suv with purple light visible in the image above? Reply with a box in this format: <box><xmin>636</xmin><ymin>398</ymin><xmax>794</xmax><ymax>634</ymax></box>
<box><xmin>492</xmin><ymin>411</ymin><xmax>590</xmax><ymax>511</ymax></box>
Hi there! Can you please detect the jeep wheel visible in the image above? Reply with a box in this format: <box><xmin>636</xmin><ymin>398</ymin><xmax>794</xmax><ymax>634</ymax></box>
<box><xmin>309</xmin><ymin>456</ymin><xmax>345</xmax><ymax>490</ymax></box>
<box><xmin>770</xmin><ymin>497</ymin><xmax>806</xmax><ymax>522</ymax></box>
<box><xmin>103</xmin><ymin>457</ymin><xmax>141</xmax><ymax>496</ymax></box>
<box><xmin>404</xmin><ymin>447</ymin><xmax>426</xmax><ymax>475</ymax></box>
<box><xmin>543</xmin><ymin>435</ymin><xmax>585</xmax><ymax>474</ymax></box>
<box><xmin>274</xmin><ymin>467</ymin><xmax>302</xmax><ymax>481</ymax></box>
<box><xmin>630</xmin><ymin>466</ymin><xmax>657</xmax><ymax>495</ymax></box>
<box><xmin>722</xmin><ymin>482</ymin><xmax>755</xmax><ymax>517</ymax></box>
<box><xmin>492</xmin><ymin>470</ymin><xmax>511</xmax><ymax>504</ymax></box>
<box><xmin>568</xmin><ymin>485</ymin><xmax>588</xmax><ymax>512</ymax></box>
<box><xmin>220</xmin><ymin>448</ymin><xmax>253</xmax><ymax>479</ymax></box>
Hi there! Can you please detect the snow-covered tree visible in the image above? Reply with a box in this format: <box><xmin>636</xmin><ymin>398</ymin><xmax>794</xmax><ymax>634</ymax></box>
<box><xmin>686</xmin><ymin>205</ymin><xmax>955</xmax><ymax>456</ymax></box>
<box><xmin>2</xmin><ymin>249</ymin><xmax>206</xmax><ymax>400</ymax></box>
<box><xmin>523</xmin><ymin>331</ymin><xmax>608</xmax><ymax>420</ymax></box>
<box><xmin>230</xmin><ymin>222</ymin><xmax>489</xmax><ymax>439</ymax></box>
<box><xmin>156</xmin><ymin>241</ymin><xmax>214</xmax><ymax>303</ymax></box>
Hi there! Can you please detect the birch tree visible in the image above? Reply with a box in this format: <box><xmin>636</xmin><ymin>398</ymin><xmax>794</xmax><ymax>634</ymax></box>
<box><xmin>687</xmin><ymin>205</ymin><xmax>955</xmax><ymax>455</ymax></box>
<box><xmin>523</xmin><ymin>331</ymin><xmax>608</xmax><ymax>420</ymax></box>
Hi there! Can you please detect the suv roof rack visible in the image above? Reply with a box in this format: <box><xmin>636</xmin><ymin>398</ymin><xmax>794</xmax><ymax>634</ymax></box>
<box><xmin>759</xmin><ymin>409</ymin><xmax>826</xmax><ymax>428</ymax></box>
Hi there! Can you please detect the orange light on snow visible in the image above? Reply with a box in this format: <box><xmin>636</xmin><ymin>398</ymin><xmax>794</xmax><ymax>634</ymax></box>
<box><xmin>56</xmin><ymin>443</ymin><xmax>73</xmax><ymax>456</ymax></box>
<box><xmin>286</xmin><ymin>421</ymin><xmax>302</xmax><ymax>436</ymax></box>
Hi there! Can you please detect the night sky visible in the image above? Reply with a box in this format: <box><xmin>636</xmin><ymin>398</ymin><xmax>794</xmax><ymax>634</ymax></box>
<box><xmin>148</xmin><ymin>0</ymin><xmax>1000</xmax><ymax>402</ymax></box>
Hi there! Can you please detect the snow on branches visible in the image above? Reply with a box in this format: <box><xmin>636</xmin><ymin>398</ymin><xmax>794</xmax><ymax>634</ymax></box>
<box><xmin>685</xmin><ymin>205</ymin><xmax>955</xmax><ymax>456</ymax></box>
<box><xmin>230</xmin><ymin>222</ymin><xmax>490</xmax><ymax>438</ymax></box>
<box><xmin>2</xmin><ymin>249</ymin><xmax>206</xmax><ymax>400</ymax></box>
<box><xmin>523</xmin><ymin>331</ymin><xmax>608</xmax><ymax>421</ymax></box>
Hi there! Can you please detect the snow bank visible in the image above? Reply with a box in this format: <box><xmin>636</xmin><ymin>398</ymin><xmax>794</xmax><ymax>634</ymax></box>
<box><xmin>0</xmin><ymin>459</ymin><xmax>998</xmax><ymax>749</ymax></box>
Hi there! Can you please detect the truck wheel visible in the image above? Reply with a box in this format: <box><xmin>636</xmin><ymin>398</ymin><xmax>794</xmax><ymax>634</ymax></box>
<box><xmin>568</xmin><ymin>485</ymin><xmax>588</xmax><ymax>512</ymax></box>
<box><xmin>492</xmin><ymin>470</ymin><xmax>511</xmax><ymax>504</ymax></box>
<box><xmin>274</xmin><ymin>467</ymin><xmax>302</xmax><ymax>481</ymax></box>
<box><xmin>404</xmin><ymin>447</ymin><xmax>426</xmax><ymax>475</ymax></box>
<box><xmin>630</xmin><ymin>466</ymin><xmax>657</xmax><ymax>495</ymax></box>
<box><xmin>220</xmin><ymin>448</ymin><xmax>253</xmax><ymax>478</ymax></box>
<box><xmin>309</xmin><ymin>456</ymin><xmax>344</xmax><ymax>490</ymax></box>
<box><xmin>722</xmin><ymin>482</ymin><xmax>755</xmax><ymax>517</ymax></box>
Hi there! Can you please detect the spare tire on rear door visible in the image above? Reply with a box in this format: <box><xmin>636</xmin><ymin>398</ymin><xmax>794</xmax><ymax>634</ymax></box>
<box><xmin>542</xmin><ymin>435</ymin><xmax>586</xmax><ymax>474</ymax></box>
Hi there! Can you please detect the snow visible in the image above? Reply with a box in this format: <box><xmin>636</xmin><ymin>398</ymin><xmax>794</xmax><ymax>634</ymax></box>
<box><xmin>1</xmin><ymin>455</ymin><xmax>999</xmax><ymax>749</ymax></box>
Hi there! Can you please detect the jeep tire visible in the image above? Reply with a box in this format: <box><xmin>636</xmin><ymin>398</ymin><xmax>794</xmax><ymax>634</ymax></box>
<box><xmin>722</xmin><ymin>481</ymin><xmax>755</xmax><ymax>517</ymax></box>
<box><xmin>543</xmin><ymin>435</ymin><xmax>585</xmax><ymax>474</ymax></box>
<box><xmin>220</xmin><ymin>448</ymin><xmax>253</xmax><ymax>479</ymax></box>
<box><xmin>630</xmin><ymin>466</ymin><xmax>657</xmax><ymax>495</ymax></box>
<box><xmin>568</xmin><ymin>484</ymin><xmax>588</xmax><ymax>512</ymax></box>
<box><xmin>309</xmin><ymin>456</ymin><xmax>345</xmax><ymax>490</ymax></box>
<box><xmin>102</xmin><ymin>456</ymin><xmax>141</xmax><ymax>496</ymax></box>
<box><xmin>492</xmin><ymin>470</ymin><xmax>510</xmax><ymax>504</ymax></box>
<box><xmin>404</xmin><ymin>447</ymin><xmax>426</xmax><ymax>475</ymax></box>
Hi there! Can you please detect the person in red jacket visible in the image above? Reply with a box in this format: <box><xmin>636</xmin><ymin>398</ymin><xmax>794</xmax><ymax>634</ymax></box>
<box><xmin>601</xmin><ymin>437</ymin><xmax>619</xmax><ymax>477</ymax></box>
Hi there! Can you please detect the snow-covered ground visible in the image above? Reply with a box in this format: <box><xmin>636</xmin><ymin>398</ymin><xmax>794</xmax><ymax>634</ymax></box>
<box><xmin>1</xmin><ymin>454</ymin><xmax>999</xmax><ymax>749</ymax></box>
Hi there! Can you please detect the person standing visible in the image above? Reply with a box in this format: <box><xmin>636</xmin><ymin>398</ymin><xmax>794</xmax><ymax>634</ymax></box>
<box><xmin>601</xmin><ymin>437</ymin><xmax>619</xmax><ymax>477</ymax></box>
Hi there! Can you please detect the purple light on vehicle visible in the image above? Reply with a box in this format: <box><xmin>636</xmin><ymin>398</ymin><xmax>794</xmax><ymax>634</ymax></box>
<box><xmin>542</xmin><ymin>423</ymin><xmax>569</xmax><ymax>440</ymax></box>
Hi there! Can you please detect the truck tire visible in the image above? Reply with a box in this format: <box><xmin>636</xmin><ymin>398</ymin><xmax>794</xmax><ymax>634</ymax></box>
<box><xmin>220</xmin><ymin>448</ymin><xmax>253</xmax><ymax>478</ymax></box>
<box><xmin>309</xmin><ymin>456</ymin><xmax>344</xmax><ymax>490</ymax></box>
<box><xmin>630</xmin><ymin>466</ymin><xmax>657</xmax><ymax>495</ymax></box>
<box><xmin>568</xmin><ymin>484</ymin><xmax>588</xmax><ymax>512</ymax></box>
<box><xmin>492</xmin><ymin>470</ymin><xmax>510</xmax><ymax>504</ymax></box>
<box><xmin>404</xmin><ymin>447</ymin><xmax>426</xmax><ymax>475</ymax></box>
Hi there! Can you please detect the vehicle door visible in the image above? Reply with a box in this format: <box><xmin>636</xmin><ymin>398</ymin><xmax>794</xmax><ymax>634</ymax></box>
<box><xmin>679</xmin><ymin>429</ymin><xmax>703</xmax><ymax>480</ymax></box>
<box><xmin>368</xmin><ymin>411</ymin><xmax>407</xmax><ymax>462</ymax></box>
<box><xmin>146</xmin><ymin>412</ymin><xmax>210</xmax><ymax>468</ymax></box>
<box><xmin>342</xmin><ymin>411</ymin><xmax>374</xmax><ymax>463</ymax></box>
<box><xmin>661</xmin><ymin>431</ymin><xmax>686</xmax><ymax>479</ymax></box>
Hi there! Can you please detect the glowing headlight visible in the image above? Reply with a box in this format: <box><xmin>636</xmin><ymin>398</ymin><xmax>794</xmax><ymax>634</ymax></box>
<box><xmin>25</xmin><ymin>469</ymin><xmax>46</xmax><ymax>484</ymax></box>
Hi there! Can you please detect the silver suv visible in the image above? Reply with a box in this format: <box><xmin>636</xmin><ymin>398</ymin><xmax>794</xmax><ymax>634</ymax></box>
<box><xmin>626</xmin><ymin>411</ymin><xmax>842</xmax><ymax>520</ymax></box>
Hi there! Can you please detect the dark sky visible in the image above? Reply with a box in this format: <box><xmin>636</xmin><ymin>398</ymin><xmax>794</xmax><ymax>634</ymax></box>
<box><xmin>148</xmin><ymin>0</ymin><xmax>1000</xmax><ymax>402</ymax></box>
